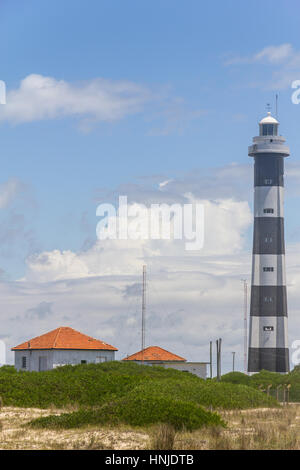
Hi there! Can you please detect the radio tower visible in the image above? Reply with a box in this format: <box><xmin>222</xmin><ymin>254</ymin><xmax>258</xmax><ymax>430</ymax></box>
<box><xmin>141</xmin><ymin>265</ymin><xmax>146</xmax><ymax>363</ymax></box>
<box><xmin>248</xmin><ymin>111</ymin><xmax>290</xmax><ymax>373</ymax></box>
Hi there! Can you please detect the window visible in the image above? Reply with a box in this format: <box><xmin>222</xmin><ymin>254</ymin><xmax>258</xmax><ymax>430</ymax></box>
<box><xmin>22</xmin><ymin>356</ymin><xmax>27</xmax><ymax>369</ymax></box>
<box><xmin>262</xmin><ymin>124</ymin><xmax>274</xmax><ymax>136</ymax></box>
<box><xmin>264</xmin><ymin>179</ymin><xmax>273</xmax><ymax>185</ymax></box>
<box><xmin>261</xmin><ymin>124</ymin><xmax>278</xmax><ymax>136</ymax></box>
<box><xmin>81</xmin><ymin>360</ymin><xmax>87</xmax><ymax>364</ymax></box>
<box><xmin>263</xmin><ymin>326</ymin><xmax>274</xmax><ymax>332</ymax></box>
<box><xmin>264</xmin><ymin>208</ymin><xmax>274</xmax><ymax>214</ymax></box>
<box><xmin>264</xmin><ymin>236</ymin><xmax>273</xmax><ymax>243</ymax></box>
<box><xmin>264</xmin><ymin>296</ymin><xmax>273</xmax><ymax>303</ymax></box>
<box><xmin>263</xmin><ymin>267</ymin><xmax>274</xmax><ymax>272</ymax></box>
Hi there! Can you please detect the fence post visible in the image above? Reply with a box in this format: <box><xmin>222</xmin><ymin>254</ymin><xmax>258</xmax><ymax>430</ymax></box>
<box><xmin>283</xmin><ymin>385</ymin><xmax>286</xmax><ymax>405</ymax></box>
<box><xmin>266</xmin><ymin>384</ymin><xmax>272</xmax><ymax>396</ymax></box>
<box><xmin>276</xmin><ymin>384</ymin><xmax>282</xmax><ymax>402</ymax></box>
<box><xmin>286</xmin><ymin>384</ymin><xmax>291</xmax><ymax>405</ymax></box>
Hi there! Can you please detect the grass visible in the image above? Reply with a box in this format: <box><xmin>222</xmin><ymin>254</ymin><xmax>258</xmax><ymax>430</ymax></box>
<box><xmin>0</xmin><ymin>361</ymin><xmax>280</xmax><ymax>431</ymax></box>
<box><xmin>1</xmin><ymin>405</ymin><xmax>299</xmax><ymax>449</ymax></box>
<box><xmin>150</xmin><ymin>424</ymin><xmax>176</xmax><ymax>450</ymax></box>
<box><xmin>174</xmin><ymin>406</ymin><xmax>300</xmax><ymax>450</ymax></box>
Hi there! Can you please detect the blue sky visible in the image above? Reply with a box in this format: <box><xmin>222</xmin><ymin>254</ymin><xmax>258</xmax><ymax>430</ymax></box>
<box><xmin>1</xmin><ymin>0</ymin><xmax>300</xmax><ymax>371</ymax></box>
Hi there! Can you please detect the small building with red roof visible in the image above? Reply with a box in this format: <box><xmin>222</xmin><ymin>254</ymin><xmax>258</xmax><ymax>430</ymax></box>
<box><xmin>123</xmin><ymin>346</ymin><xmax>186</xmax><ymax>363</ymax></box>
<box><xmin>123</xmin><ymin>346</ymin><xmax>208</xmax><ymax>379</ymax></box>
<box><xmin>12</xmin><ymin>326</ymin><xmax>118</xmax><ymax>372</ymax></box>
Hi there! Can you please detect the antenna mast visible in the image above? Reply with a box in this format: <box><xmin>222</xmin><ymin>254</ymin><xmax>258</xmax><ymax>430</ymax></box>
<box><xmin>241</xmin><ymin>279</ymin><xmax>248</xmax><ymax>374</ymax></box>
<box><xmin>141</xmin><ymin>265</ymin><xmax>146</xmax><ymax>362</ymax></box>
<box><xmin>276</xmin><ymin>93</ymin><xmax>278</xmax><ymax>119</ymax></box>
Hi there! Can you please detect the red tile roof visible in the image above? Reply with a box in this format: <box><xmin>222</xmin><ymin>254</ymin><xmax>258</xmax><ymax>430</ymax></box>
<box><xmin>123</xmin><ymin>346</ymin><xmax>186</xmax><ymax>362</ymax></box>
<box><xmin>11</xmin><ymin>327</ymin><xmax>118</xmax><ymax>351</ymax></box>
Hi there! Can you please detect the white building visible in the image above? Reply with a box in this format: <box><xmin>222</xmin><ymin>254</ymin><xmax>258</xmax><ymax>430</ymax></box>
<box><xmin>12</xmin><ymin>326</ymin><xmax>118</xmax><ymax>371</ymax></box>
<box><xmin>123</xmin><ymin>346</ymin><xmax>208</xmax><ymax>379</ymax></box>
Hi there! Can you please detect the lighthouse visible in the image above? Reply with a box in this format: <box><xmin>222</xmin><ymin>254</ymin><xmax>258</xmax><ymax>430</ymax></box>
<box><xmin>248</xmin><ymin>112</ymin><xmax>290</xmax><ymax>373</ymax></box>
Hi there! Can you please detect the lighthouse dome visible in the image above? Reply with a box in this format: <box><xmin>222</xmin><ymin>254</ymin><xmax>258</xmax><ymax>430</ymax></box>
<box><xmin>259</xmin><ymin>112</ymin><xmax>279</xmax><ymax>125</ymax></box>
<box><xmin>259</xmin><ymin>112</ymin><xmax>279</xmax><ymax>136</ymax></box>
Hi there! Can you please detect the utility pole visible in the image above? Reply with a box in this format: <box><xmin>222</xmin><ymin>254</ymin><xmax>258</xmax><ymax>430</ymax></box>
<box><xmin>232</xmin><ymin>351</ymin><xmax>235</xmax><ymax>372</ymax></box>
<box><xmin>210</xmin><ymin>341</ymin><xmax>213</xmax><ymax>379</ymax></box>
<box><xmin>141</xmin><ymin>265</ymin><xmax>146</xmax><ymax>363</ymax></box>
<box><xmin>241</xmin><ymin>279</ymin><xmax>248</xmax><ymax>375</ymax></box>
<box><xmin>219</xmin><ymin>338</ymin><xmax>222</xmax><ymax>379</ymax></box>
<box><xmin>216</xmin><ymin>338</ymin><xmax>222</xmax><ymax>381</ymax></box>
<box><xmin>216</xmin><ymin>340</ymin><xmax>219</xmax><ymax>380</ymax></box>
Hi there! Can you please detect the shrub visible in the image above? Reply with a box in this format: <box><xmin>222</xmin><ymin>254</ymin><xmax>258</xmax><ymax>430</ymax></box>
<box><xmin>218</xmin><ymin>368</ymin><xmax>300</xmax><ymax>402</ymax></box>
<box><xmin>220</xmin><ymin>372</ymin><xmax>252</xmax><ymax>386</ymax></box>
<box><xmin>29</xmin><ymin>394</ymin><xmax>224</xmax><ymax>431</ymax></box>
<box><xmin>0</xmin><ymin>359</ymin><xmax>279</xmax><ymax>427</ymax></box>
<box><xmin>125</xmin><ymin>379</ymin><xmax>278</xmax><ymax>410</ymax></box>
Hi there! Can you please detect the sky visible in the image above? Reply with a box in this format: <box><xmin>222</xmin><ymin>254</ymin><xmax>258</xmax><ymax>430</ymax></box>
<box><xmin>0</xmin><ymin>0</ymin><xmax>300</xmax><ymax>372</ymax></box>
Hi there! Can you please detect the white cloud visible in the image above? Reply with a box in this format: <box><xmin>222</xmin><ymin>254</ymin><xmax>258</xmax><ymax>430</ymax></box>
<box><xmin>2</xmin><ymin>164</ymin><xmax>299</xmax><ymax>373</ymax></box>
<box><xmin>225</xmin><ymin>43</ymin><xmax>300</xmax><ymax>90</ymax></box>
<box><xmin>22</xmin><ymin>195</ymin><xmax>252</xmax><ymax>282</ymax></box>
<box><xmin>0</xmin><ymin>74</ymin><xmax>151</xmax><ymax>126</ymax></box>
<box><xmin>225</xmin><ymin>43</ymin><xmax>293</xmax><ymax>66</ymax></box>
<box><xmin>0</xmin><ymin>74</ymin><xmax>206</xmax><ymax>134</ymax></box>
<box><xmin>254</xmin><ymin>44</ymin><xmax>293</xmax><ymax>64</ymax></box>
<box><xmin>4</xmin><ymin>241</ymin><xmax>300</xmax><ymax>371</ymax></box>
<box><xmin>6</xmin><ymin>168</ymin><xmax>252</xmax><ymax>371</ymax></box>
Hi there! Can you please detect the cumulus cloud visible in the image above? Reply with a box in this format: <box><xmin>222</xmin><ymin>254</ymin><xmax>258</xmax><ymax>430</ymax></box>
<box><xmin>4</xmin><ymin>243</ymin><xmax>300</xmax><ymax>370</ymax></box>
<box><xmin>0</xmin><ymin>74</ymin><xmax>206</xmax><ymax>134</ymax></box>
<box><xmin>22</xmin><ymin>194</ymin><xmax>252</xmax><ymax>282</ymax></box>
<box><xmin>2</xmin><ymin>164</ymin><xmax>299</xmax><ymax>372</ymax></box>
<box><xmin>0</xmin><ymin>167</ymin><xmax>251</xmax><ymax>370</ymax></box>
<box><xmin>226</xmin><ymin>43</ymin><xmax>293</xmax><ymax>66</ymax></box>
<box><xmin>225</xmin><ymin>43</ymin><xmax>300</xmax><ymax>89</ymax></box>
<box><xmin>254</xmin><ymin>44</ymin><xmax>293</xmax><ymax>64</ymax></box>
<box><xmin>0</xmin><ymin>74</ymin><xmax>151</xmax><ymax>126</ymax></box>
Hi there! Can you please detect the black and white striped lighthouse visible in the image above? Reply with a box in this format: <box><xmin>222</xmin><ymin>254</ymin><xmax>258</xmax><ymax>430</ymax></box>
<box><xmin>248</xmin><ymin>112</ymin><xmax>290</xmax><ymax>373</ymax></box>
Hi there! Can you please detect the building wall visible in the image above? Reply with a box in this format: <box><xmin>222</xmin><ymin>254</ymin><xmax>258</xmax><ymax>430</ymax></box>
<box><xmin>133</xmin><ymin>360</ymin><xmax>207</xmax><ymax>379</ymax></box>
<box><xmin>14</xmin><ymin>349</ymin><xmax>115</xmax><ymax>371</ymax></box>
<box><xmin>52</xmin><ymin>349</ymin><xmax>115</xmax><ymax>368</ymax></box>
<box><xmin>160</xmin><ymin>362</ymin><xmax>207</xmax><ymax>379</ymax></box>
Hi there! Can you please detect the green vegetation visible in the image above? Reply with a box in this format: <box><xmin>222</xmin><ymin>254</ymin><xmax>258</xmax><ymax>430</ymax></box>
<box><xmin>0</xmin><ymin>362</ymin><xmax>280</xmax><ymax>430</ymax></box>
<box><xmin>220</xmin><ymin>366</ymin><xmax>300</xmax><ymax>402</ymax></box>
<box><xmin>29</xmin><ymin>395</ymin><xmax>224</xmax><ymax>431</ymax></box>
<box><xmin>0</xmin><ymin>362</ymin><xmax>277</xmax><ymax>409</ymax></box>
